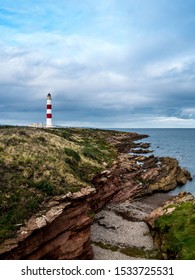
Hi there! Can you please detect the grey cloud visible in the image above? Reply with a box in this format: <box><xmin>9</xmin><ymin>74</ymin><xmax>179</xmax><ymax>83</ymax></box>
<box><xmin>1</xmin><ymin>20</ymin><xmax>195</xmax><ymax>127</ymax></box>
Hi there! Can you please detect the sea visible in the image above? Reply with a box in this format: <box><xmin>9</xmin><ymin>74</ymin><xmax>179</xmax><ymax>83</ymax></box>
<box><xmin>116</xmin><ymin>128</ymin><xmax>195</xmax><ymax>196</ymax></box>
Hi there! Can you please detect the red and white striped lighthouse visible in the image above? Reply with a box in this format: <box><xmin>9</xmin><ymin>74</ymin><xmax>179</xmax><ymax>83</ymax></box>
<box><xmin>46</xmin><ymin>93</ymin><xmax>53</xmax><ymax>128</ymax></box>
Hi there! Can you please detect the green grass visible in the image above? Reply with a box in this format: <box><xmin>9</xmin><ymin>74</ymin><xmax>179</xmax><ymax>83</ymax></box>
<box><xmin>0</xmin><ymin>189</ymin><xmax>43</xmax><ymax>243</ymax></box>
<box><xmin>94</xmin><ymin>242</ymin><xmax>160</xmax><ymax>259</ymax></box>
<box><xmin>94</xmin><ymin>241</ymin><xmax>119</xmax><ymax>252</ymax></box>
<box><xmin>120</xmin><ymin>246</ymin><xmax>161</xmax><ymax>259</ymax></box>
<box><xmin>64</xmin><ymin>147</ymin><xmax>81</xmax><ymax>163</ymax></box>
<box><xmin>83</xmin><ymin>145</ymin><xmax>103</xmax><ymax>163</ymax></box>
<box><xmin>0</xmin><ymin>127</ymin><xmax>119</xmax><ymax>243</ymax></box>
<box><xmin>155</xmin><ymin>201</ymin><xmax>195</xmax><ymax>259</ymax></box>
<box><xmin>29</xmin><ymin>180</ymin><xmax>54</xmax><ymax>195</ymax></box>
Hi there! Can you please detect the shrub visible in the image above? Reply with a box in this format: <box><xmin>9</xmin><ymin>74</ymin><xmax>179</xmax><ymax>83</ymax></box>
<box><xmin>64</xmin><ymin>147</ymin><xmax>81</xmax><ymax>163</ymax></box>
<box><xmin>36</xmin><ymin>136</ymin><xmax>47</xmax><ymax>143</ymax></box>
<box><xmin>61</xmin><ymin>130</ymin><xmax>73</xmax><ymax>141</ymax></box>
<box><xmin>83</xmin><ymin>145</ymin><xmax>102</xmax><ymax>163</ymax></box>
<box><xmin>30</xmin><ymin>180</ymin><xmax>54</xmax><ymax>195</ymax></box>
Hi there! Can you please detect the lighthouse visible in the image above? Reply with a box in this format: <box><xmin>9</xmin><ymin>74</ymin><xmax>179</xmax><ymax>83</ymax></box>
<box><xmin>46</xmin><ymin>93</ymin><xmax>53</xmax><ymax>128</ymax></box>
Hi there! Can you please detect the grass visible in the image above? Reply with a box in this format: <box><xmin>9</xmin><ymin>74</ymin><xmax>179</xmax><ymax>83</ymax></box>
<box><xmin>0</xmin><ymin>127</ymin><xmax>118</xmax><ymax>243</ymax></box>
<box><xmin>29</xmin><ymin>180</ymin><xmax>54</xmax><ymax>195</ymax></box>
<box><xmin>64</xmin><ymin>147</ymin><xmax>81</xmax><ymax>163</ymax></box>
<box><xmin>120</xmin><ymin>246</ymin><xmax>161</xmax><ymax>259</ymax></box>
<box><xmin>94</xmin><ymin>241</ymin><xmax>119</xmax><ymax>252</ymax></box>
<box><xmin>94</xmin><ymin>242</ymin><xmax>161</xmax><ymax>259</ymax></box>
<box><xmin>0</xmin><ymin>189</ymin><xmax>43</xmax><ymax>243</ymax></box>
<box><xmin>83</xmin><ymin>145</ymin><xmax>103</xmax><ymax>163</ymax></box>
<box><xmin>155</xmin><ymin>201</ymin><xmax>195</xmax><ymax>259</ymax></box>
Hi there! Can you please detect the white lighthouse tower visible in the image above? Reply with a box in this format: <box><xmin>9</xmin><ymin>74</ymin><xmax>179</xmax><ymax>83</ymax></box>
<box><xmin>46</xmin><ymin>93</ymin><xmax>53</xmax><ymax>128</ymax></box>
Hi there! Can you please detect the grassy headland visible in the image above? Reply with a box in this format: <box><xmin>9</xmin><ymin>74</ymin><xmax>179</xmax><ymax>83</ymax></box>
<box><xmin>0</xmin><ymin>126</ymin><xmax>194</xmax><ymax>261</ymax></box>
<box><xmin>0</xmin><ymin>127</ymin><xmax>119</xmax><ymax>243</ymax></box>
<box><xmin>155</xmin><ymin>200</ymin><xmax>195</xmax><ymax>259</ymax></box>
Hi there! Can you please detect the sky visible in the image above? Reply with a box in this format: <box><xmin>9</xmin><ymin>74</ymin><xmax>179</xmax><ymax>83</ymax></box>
<box><xmin>0</xmin><ymin>0</ymin><xmax>195</xmax><ymax>128</ymax></box>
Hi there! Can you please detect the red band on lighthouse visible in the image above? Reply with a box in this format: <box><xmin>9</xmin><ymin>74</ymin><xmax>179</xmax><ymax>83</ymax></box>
<box><xmin>47</xmin><ymin>104</ymin><xmax>52</xmax><ymax>109</ymax></box>
<box><xmin>47</xmin><ymin>114</ymin><xmax>52</xmax><ymax>118</ymax></box>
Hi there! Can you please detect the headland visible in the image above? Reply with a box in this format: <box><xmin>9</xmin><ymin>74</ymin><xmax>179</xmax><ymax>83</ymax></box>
<box><xmin>0</xmin><ymin>127</ymin><xmax>193</xmax><ymax>259</ymax></box>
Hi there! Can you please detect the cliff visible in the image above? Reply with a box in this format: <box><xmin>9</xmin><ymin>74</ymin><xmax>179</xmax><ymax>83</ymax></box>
<box><xmin>0</xmin><ymin>186</ymin><xmax>96</xmax><ymax>260</ymax></box>
<box><xmin>0</xmin><ymin>127</ymin><xmax>119</xmax><ymax>244</ymax></box>
<box><xmin>0</xmin><ymin>127</ymin><xmax>192</xmax><ymax>259</ymax></box>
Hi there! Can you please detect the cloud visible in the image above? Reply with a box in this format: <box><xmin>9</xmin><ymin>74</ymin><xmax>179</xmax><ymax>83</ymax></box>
<box><xmin>1</xmin><ymin>0</ymin><xmax>195</xmax><ymax>127</ymax></box>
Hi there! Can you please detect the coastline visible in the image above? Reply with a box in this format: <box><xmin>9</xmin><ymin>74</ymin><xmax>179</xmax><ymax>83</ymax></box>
<box><xmin>121</xmin><ymin>128</ymin><xmax>195</xmax><ymax>196</ymax></box>
<box><xmin>0</xmin><ymin>127</ymin><xmax>193</xmax><ymax>260</ymax></box>
<box><xmin>92</xmin><ymin>131</ymin><xmax>193</xmax><ymax>259</ymax></box>
<box><xmin>91</xmin><ymin>131</ymin><xmax>194</xmax><ymax>260</ymax></box>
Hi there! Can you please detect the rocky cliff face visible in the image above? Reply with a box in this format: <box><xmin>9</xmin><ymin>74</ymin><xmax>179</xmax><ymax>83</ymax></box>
<box><xmin>0</xmin><ymin>187</ymin><xmax>95</xmax><ymax>260</ymax></box>
<box><xmin>0</xmin><ymin>132</ymin><xmax>192</xmax><ymax>259</ymax></box>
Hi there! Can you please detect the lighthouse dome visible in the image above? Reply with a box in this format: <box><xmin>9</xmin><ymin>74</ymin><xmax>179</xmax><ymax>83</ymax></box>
<box><xmin>47</xmin><ymin>93</ymin><xmax>52</xmax><ymax>100</ymax></box>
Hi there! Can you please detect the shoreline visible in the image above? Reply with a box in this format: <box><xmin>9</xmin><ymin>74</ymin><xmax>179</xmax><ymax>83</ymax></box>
<box><xmin>91</xmin><ymin>132</ymin><xmax>193</xmax><ymax>260</ymax></box>
<box><xmin>0</xmin><ymin>127</ymin><xmax>193</xmax><ymax>260</ymax></box>
<box><xmin>123</xmin><ymin>128</ymin><xmax>195</xmax><ymax>196</ymax></box>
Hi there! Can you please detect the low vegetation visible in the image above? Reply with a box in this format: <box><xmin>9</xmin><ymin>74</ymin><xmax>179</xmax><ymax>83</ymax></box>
<box><xmin>94</xmin><ymin>242</ymin><xmax>161</xmax><ymax>259</ymax></box>
<box><xmin>155</xmin><ymin>201</ymin><xmax>195</xmax><ymax>259</ymax></box>
<box><xmin>0</xmin><ymin>127</ymin><xmax>118</xmax><ymax>243</ymax></box>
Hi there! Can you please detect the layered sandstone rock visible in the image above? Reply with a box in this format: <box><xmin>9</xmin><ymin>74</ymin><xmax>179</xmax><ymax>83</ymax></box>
<box><xmin>0</xmin><ymin>187</ymin><xmax>96</xmax><ymax>260</ymax></box>
<box><xmin>91</xmin><ymin>154</ymin><xmax>192</xmax><ymax>207</ymax></box>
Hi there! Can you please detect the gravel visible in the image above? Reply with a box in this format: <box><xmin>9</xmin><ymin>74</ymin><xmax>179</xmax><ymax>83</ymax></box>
<box><xmin>91</xmin><ymin>193</ymin><xmax>172</xmax><ymax>259</ymax></box>
<box><xmin>92</xmin><ymin>209</ymin><xmax>153</xmax><ymax>250</ymax></box>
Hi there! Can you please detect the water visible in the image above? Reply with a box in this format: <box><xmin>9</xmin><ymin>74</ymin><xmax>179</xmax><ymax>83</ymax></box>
<box><xmin>118</xmin><ymin>128</ymin><xmax>195</xmax><ymax>196</ymax></box>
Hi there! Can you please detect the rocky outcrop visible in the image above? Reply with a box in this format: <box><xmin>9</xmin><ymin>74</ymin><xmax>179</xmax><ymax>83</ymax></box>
<box><xmin>146</xmin><ymin>157</ymin><xmax>192</xmax><ymax>192</ymax></box>
<box><xmin>146</xmin><ymin>192</ymin><xmax>194</xmax><ymax>228</ymax></box>
<box><xmin>146</xmin><ymin>192</ymin><xmax>195</xmax><ymax>259</ymax></box>
<box><xmin>91</xmin><ymin>154</ymin><xmax>192</xmax><ymax>208</ymax></box>
<box><xmin>0</xmin><ymin>133</ymin><xmax>192</xmax><ymax>260</ymax></box>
